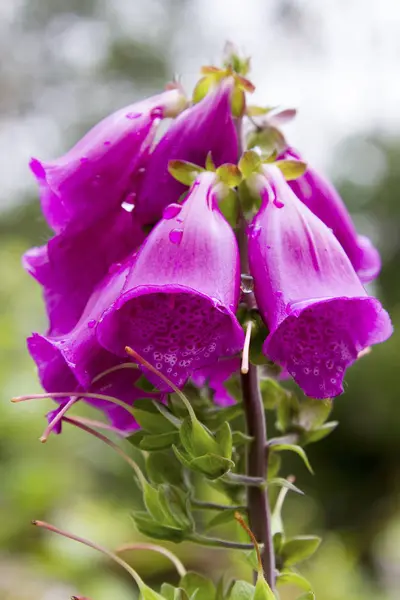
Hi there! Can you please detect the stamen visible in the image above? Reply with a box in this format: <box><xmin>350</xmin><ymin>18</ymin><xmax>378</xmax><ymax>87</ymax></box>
<box><xmin>117</xmin><ymin>543</ymin><xmax>186</xmax><ymax>577</ymax></box>
<box><xmin>62</xmin><ymin>416</ymin><xmax>146</xmax><ymax>487</ymax></box>
<box><xmin>125</xmin><ymin>346</ymin><xmax>197</xmax><ymax>421</ymax></box>
<box><xmin>32</xmin><ymin>520</ymin><xmax>148</xmax><ymax>594</ymax></box>
<box><xmin>358</xmin><ymin>346</ymin><xmax>372</xmax><ymax>359</ymax></box>
<box><xmin>12</xmin><ymin>391</ymin><xmax>137</xmax><ymax>420</ymax></box>
<box><xmin>241</xmin><ymin>321</ymin><xmax>253</xmax><ymax>374</ymax></box>
<box><xmin>235</xmin><ymin>512</ymin><xmax>262</xmax><ymax>574</ymax></box>
<box><xmin>40</xmin><ymin>396</ymin><xmax>77</xmax><ymax>443</ymax></box>
<box><xmin>67</xmin><ymin>415</ymin><xmax>124</xmax><ymax>434</ymax></box>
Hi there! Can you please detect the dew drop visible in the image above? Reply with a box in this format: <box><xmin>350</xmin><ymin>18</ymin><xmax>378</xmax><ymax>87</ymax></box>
<box><xmin>122</xmin><ymin>201</ymin><xmax>135</xmax><ymax>212</ymax></box>
<box><xmin>150</xmin><ymin>107</ymin><xmax>163</xmax><ymax>119</ymax></box>
<box><xmin>240</xmin><ymin>273</ymin><xmax>254</xmax><ymax>294</ymax></box>
<box><xmin>87</xmin><ymin>319</ymin><xmax>96</xmax><ymax>329</ymax></box>
<box><xmin>163</xmin><ymin>203</ymin><xmax>182</xmax><ymax>219</ymax></box>
<box><xmin>169</xmin><ymin>228</ymin><xmax>183</xmax><ymax>244</ymax></box>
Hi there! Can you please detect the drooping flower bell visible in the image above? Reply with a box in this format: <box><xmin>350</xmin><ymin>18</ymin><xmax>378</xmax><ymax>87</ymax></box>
<box><xmin>281</xmin><ymin>148</ymin><xmax>381</xmax><ymax>283</ymax></box>
<box><xmin>248</xmin><ymin>165</ymin><xmax>392</xmax><ymax>399</ymax></box>
<box><xmin>27</xmin><ymin>260</ymin><xmax>161</xmax><ymax>434</ymax></box>
<box><xmin>97</xmin><ymin>171</ymin><xmax>244</xmax><ymax>390</ymax></box>
<box><xmin>29</xmin><ymin>89</ymin><xmax>187</xmax><ymax>232</ymax></box>
<box><xmin>191</xmin><ymin>357</ymin><xmax>240</xmax><ymax>406</ymax></box>
<box><xmin>134</xmin><ymin>79</ymin><xmax>238</xmax><ymax>224</ymax></box>
<box><xmin>23</xmin><ymin>212</ymin><xmax>145</xmax><ymax>336</ymax></box>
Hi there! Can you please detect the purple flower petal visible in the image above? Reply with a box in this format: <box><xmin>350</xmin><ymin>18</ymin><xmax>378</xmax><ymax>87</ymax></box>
<box><xmin>192</xmin><ymin>357</ymin><xmax>240</xmax><ymax>406</ymax></box>
<box><xmin>30</xmin><ymin>90</ymin><xmax>185</xmax><ymax>232</ymax></box>
<box><xmin>248</xmin><ymin>165</ymin><xmax>392</xmax><ymax>399</ymax></box>
<box><xmin>98</xmin><ymin>172</ymin><xmax>244</xmax><ymax>390</ymax></box>
<box><xmin>282</xmin><ymin>148</ymin><xmax>381</xmax><ymax>283</ymax></box>
<box><xmin>135</xmin><ymin>80</ymin><xmax>238</xmax><ymax>224</ymax></box>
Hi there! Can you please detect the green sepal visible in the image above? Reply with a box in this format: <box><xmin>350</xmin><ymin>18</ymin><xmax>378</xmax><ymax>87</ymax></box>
<box><xmin>269</xmin><ymin>443</ymin><xmax>314</xmax><ymax>474</ymax></box>
<box><xmin>260</xmin><ymin>379</ymin><xmax>288</xmax><ymax>410</ymax></box>
<box><xmin>239</xmin><ymin>151</ymin><xmax>261</xmax><ymax>178</ymax></box>
<box><xmin>280</xmin><ymin>536</ymin><xmax>321</xmax><ymax>567</ymax></box>
<box><xmin>189</xmin><ymin>454</ymin><xmax>235</xmax><ymax>480</ymax></box>
<box><xmin>161</xmin><ymin>583</ymin><xmax>177</xmax><ymax>600</ymax></box>
<box><xmin>139</xmin><ymin>431</ymin><xmax>180</xmax><ymax>451</ymax></box>
<box><xmin>141</xmin><ymin>583</ymin><xmax>166</xmax><ymax>600</ymax></box>
<box><xmin>232</xmin><ymin>431</ymin><xmax>254</xmax><ymax>447</ymax></box>
<box><xmin>275</xmin><ymin>159</ymin><xmax>307</xmax><ymax>181</ymax></box>
<box><xmin>206</xmin><ymin>152</ymin><xmax>216</xmax><ymax>171</ymax></box>
<box><xmin>267</xmin><ymin>452</ymin><xmax>282</xmax><ymax>480</ymax></box>
<box><xmin>157</xmin><ymin>484</ymin><xmax>194</xmax><ymax>531</ymax></box>
<box><xmin>231</xmin><ymin>86</ymin><xmax>246</xmax><ymax>118</ymax></box>
<box><xmin>136</xmin><ymin>374</ymin><xmax>158</xmax><ymax>392</ymax></box>
<box><xmin>203</xmin><ymin>402</ymin><xmax>243</xmax><ymax>429</ymax></box>
<box><xmin>168</xmin><ymin>160</ymin><xmax>205</xmax><ymax>186</ymax></box>
<box><xmin>268</xmin><ymin>478</ymin><xmax>304</xmax><ymax>495</ymax></box>
<box><xmin>276</xmin><ymin>570</ymin><xmax>313</xmax><ymax>592</ymax></box>
<box><xmin>179</xmin><ymin>572</ymin><xmax>216</xmax><ymax>600</ymax></box>
<box><xmin>179</xmin><ymin>416</ymin><xmax>220</xmax><ymax>457</ymax></box>
<box><xmin>247</xmin><ymin>127</ymin><xmax>286</xmax><ymax>154</ymax></box>
<box><xmin>126</xmin><ymin>430</ymin><xmax>145</xmax><ymax>447</ymax></box>
<box><xmin>216</xmin><ymin>163</ymin><xmax>242</xmax><ymax>188</ymax></box>
<box><xmin>229</xmin><ymin>580</ymin><xmax>255</xmax><ymax>600</ymax></box>
<box><xmin>132</xmin><ymin>511</ymin><xmax>186</xmax><ymax>542</ymax></box>
<box><xmin>276</xmin><ymin>392</ymin><xmax>300</xmax><ymax>434</ymax></box>
<box><xmin>146</xmin><ymin>451</ymin><xmax>184</xmax><ymax>486</ymax></box>
<box><xmin>143</xmin><ymin>480</ymin><xmax>169</xmax><ymax>523</ymax></box>
<box><xmin>254</xmin><ymin>575</ymin><xmax>277</xmax><ymax>600</ymax></box>
<box><xmin>238</xmin><ymin>180</ymin><xmax>260</xmax><ymax>213</ymax></box>
<box><xmin>131</xmin><ymin>399</ymin><xmax>179</xmax><ymax>434</ymax></box>
<box><xmin>214</xmin><ymin>421</ymin><xmax>233</xmax><ymax>459</ymax></box>
<box><xmin>219</xmin><ymin>189</ymin><xmax>239</xmax><ymax>228</ymax></box>
<box><xmin>192</xmin><ymin>76</ymin><xmax>214</xmax><ymax>104</ymax></box>
<box><xmin>247</xmin><ymin>105</ymin><xmax>276</xmax><ymax>117</ymax></box>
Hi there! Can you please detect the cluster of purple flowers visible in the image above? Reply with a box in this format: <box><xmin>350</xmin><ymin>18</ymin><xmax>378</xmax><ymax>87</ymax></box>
<box><xmin>24</xmin><ymin>75</ymin><xmax>392</xmax><ymax>435</ymax></box>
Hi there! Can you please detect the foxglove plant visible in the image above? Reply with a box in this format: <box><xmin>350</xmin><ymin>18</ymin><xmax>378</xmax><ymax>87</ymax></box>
<box><xmin>16</xmin><ymin>45</ymin><xmax>393</xmax><ymax>600</ymax></box>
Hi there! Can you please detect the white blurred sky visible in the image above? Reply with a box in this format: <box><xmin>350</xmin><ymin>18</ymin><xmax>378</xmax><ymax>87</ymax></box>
<box><xmin>1</xmin><ymin>0</ymin><xmax>399</xmax><ymax>210</ymax></box>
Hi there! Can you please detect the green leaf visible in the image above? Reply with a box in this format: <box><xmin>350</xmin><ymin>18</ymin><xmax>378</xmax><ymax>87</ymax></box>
<box><xmin>180</xmin><ymin>416</ymin><xmax>220</xmax><ymax>457</ymax></box>
<box><xmin>270</xmin><ymin>444</ymin><xmax>314</xmax><ymax>474</ymax></box>
<box><xmin>215</xmin><ymin>421</ymin><xmax>233</xmax><ymax>459</ymax></box>
<box><xmin>296</xmin><ymin>593</ymin><xmax>315</xmax><ymax>600</ymax></box>
<box><xmin>260</xmin><ymin>379</ymin><xmax>289</xmax><ymax>410</ymax></box>
<box><xmin>239</xmin><ymin>151</ymin><xmax>261</xmax><ymax>178</ymax></box>
<box><xmin>132</xmin><ymin>512</ymin><xmax>185</xmax><ymax>542</ymax></box>
<box><xmin>229</xmin><ymin>580</ymin><xmax>255</xmax><ymax>600</ymax></box>
<box><xmin>267</xmin><ymin>452</ymin><xmax>282</xmax><ymax>480</ymax></box>
<box><xmin>161</xmin><ymin>583</ymin><xmax>177</xmax><ymax>600</ymax></box>
<box><xmin>254</xmin><ymin>575</ymin><xmax>276</xmax><ymax>600</ymax></box>
<box><xmin>132</xmin><ymin>399</ymin><xmax>178</xmax><ymax>434</ymax></box>
<box><xmin>243</xmin><ymin>549</ymin><xmax>258</xmax><ymax>572</ymax></box>
<box><xmin>280</xmin><ymin>536</ymin><xmax>322</xmax><ymax>567</ymax></box>
<box><xmin>158</xmin><ymin>484</ymin><xmax>194</xmax><ymax>532</ymax></box>
<box><xmin>205</xmin><ymin>508</ymin><xmax>238</xmax><ymax>531</ymax></box>
<box><xmin>301</xmin><ymin>421</ymin><xmax>338</xmax><ymax>445</ymax></box>
<box><xmin>216</xmin><ymin>164</ymin><xmax>242</xmax><ymax>188</ymax></box>
<box><xmin>136</xmin><ymin>374</ymin><xmax>158</xmax><ymax>392</ymax></box>
<box><xmin>203</xmin><ymin>403</ymin><xmax>243</xmax><ymax>428</ymax></box>
<box><xmin>190</xmin><ymin>454</ymin><xmax>234</xmax><ymax>480</ymax></box>
<box><xmin>179</xmin><ymin>572</ymin><xmax>216</xmax><ymax>600</ymax></box>
<box><xmin>141</xmin><ymin>583</ymin><xmax>165</xmax><ymax>600</ymax></box>
<box><xmin>139</xmin><ymin>431</ymin><xmax>180</xmax><ymax>451</ymax></box>
<box><xmin>168</xmin><ymin>160</ymin><xmax>205</xmax><ymax>186</ymax></box>
<box><xmin>247</xmin><ymin>127</ymin><xmax>286</xmax><ymax>154</ymax></box>
<box><xmin>126</xmin><ymin>430</ymin><xmax>145</xmax><ymax>447</ymax></box>
<box><xmin>247</xmin><ymin>105</ymin><xmax>276</xmax><ymax>117</ymax></box>
<box><xmin>297</xmin><ymin>397</ymin><xmax>333</xmax><ymax>430</ymax></box>
<box><xmin>146</xmin><ymin>451</ymin><xmax>183</xmax><ymax>486</ymax></box>
<box><xmin>268</xmin><ymin>478</ymin><xmax>304</xmax><ymax>495</ymax></box>
<box><xmin>143</xmin><ymin>481</ymin><xmax>169</xmax><ymax>524</ymax></box>
<box><xmin>276</xmin><ymin>393</ymin><xmax>300</xmax><ymax>434</ymax></box>
<box><xmin>276</xmin><ymin>570</ymin><xmax>313</xmax><ymax>592</ymax></box>
<box><xmin>172</xmin><ymin>445</ymin><xmax>194</xmax><ymax>470</ymax></box>
<box><xmin>275</xmin><ymin>159</ymin><xmax>307</xmax><ymax>181</ymax></box>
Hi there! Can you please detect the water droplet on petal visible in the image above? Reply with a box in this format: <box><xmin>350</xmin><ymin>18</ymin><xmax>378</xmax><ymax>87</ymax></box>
<box><xmin>122</xmin><ymin>201</ymin><xmax>135</xmax><ymax>212</ymax></box>
<box><xmin>274</xmin><ymin>198</ymin><xmax>285</xmax><ymax>208</ymax></box>
<box><xmin>87</xmin><ymin>319</ymin><xmax>96</xmax><ymax>329</ymax></box>
<box><xmin>169</xmin><ymin>228</ymin><xmax>183</xmax><ymax>244</ymax></box>
<box><xmin>163</xmin><ymin>203</ymin><xmax>182</xmax><ymax>219</ymax></box>
<box><xmin>150</xmin><ymin>107</ymin><xmax>163</xmax><ymax>119</ymax></box>
<box><xmin>240</xmin><ymin>273</ymin><xmax>254</xmax><ymax>294</ymax></box>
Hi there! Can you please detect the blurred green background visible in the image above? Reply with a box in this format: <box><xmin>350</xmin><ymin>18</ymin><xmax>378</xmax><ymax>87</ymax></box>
<box><xmin>1</xmin><ymin>1</ymin><xmax>399</xmax><ymax>599</ymax></box>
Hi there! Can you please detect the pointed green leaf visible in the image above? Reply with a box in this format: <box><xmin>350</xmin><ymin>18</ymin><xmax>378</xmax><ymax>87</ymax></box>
<box><xmin>179</xmin><ymin>572</ymin><xmax>216</xmax><ymax>600</ymax></box>
<box><xmin>297</xmin><ymin>397</ymin><xmax>333</xmax><ymax>430</ymax></box>
<box><xmin>141</xmin><ymin>584</ymin><xmax>165</xmax><ymax>600</ymax></box>
<box><xmin>131</xmin><ymin>399</ymin><xmax>177</xmax><ymax>434</ymax></box>
<box><xmin>260</xmin><ymin>379</ymin><xmax>289</xmax><ymax>410</ymax></box>
<box><xmin>190</xmin><ymin>454</ymin><xmax>235</xmax><ymax>480</ymax></box>
<box><xmin>139</xmin><ymin>431</ymin><xmax>180</xmax><ymax>451</ymax></box>
<box><xmin>229</xmin><ymin>580</ymin><xmax>255</xmax><ymax>600</ymax></box>
<box><xmin>232</xmin><ymin>431</ymin><xmax>254</xmax><ymax>447</ymax></box>
<box><xmin>301</xmin><ymin>421</ymin><xmax>338</xmax><ymax>445</ymax></box>
<box><xmin>180</xmin><ymin>416</ymin><xmax>220</xmax><ymax>457</ymax></box>
<box><xmin>146</xmin><ymin>451</ymin><xmax>183</xmax><ymax>486</ymax></box>
<box><xmin>276</xmin><ymin>392</ymin><xmax>300</xmax><ymax>434</ymax></box>
<box><xmin>205</xmin><ymin>508</ymin><xmax>238</xmax><ymax>531</ymax></box>
<box><xmin>254</xmin><ymin>575</ymin><xmax>277</xmax><ymax>600</ymax></box>
<box><xmin>247</xmin><ymin>127</ymin><xmax>285</xmax><ymax>154</ymax></box>
<box><xmin>193</xmin><ymin>76</ymin><xmax>214</xmax><ymax>103</ymax></box>
<box><xmin>168</xmin><ymin>160</ymin><xmax>205</xmax><ymax>186</ymax></box>
<box><xmin>132</xmin><ymin>512</ymin><xmax>185</xmax><ymax>542</ymax></box>
<box><xmin>280</xmin><ymin>536</ymin><xmax>322</xmax><ymax>567</ymax></box>
<box><xmin>247</xmin><ymin>105</ymin><xmax>276</xmax><ymax>117</ymax></box>
<box><xmin>161</xmin><ymin>582</ymin><xmax>177</xmax><ymax>600</ymax></box>
<box><xmin>215</xmin><ymin>421</ymin><xmax>233</xmax><ymax>459</ymax></box>
<box><xmin>275</xmin><ymin>159</ymin><xmax>307</xmax><ymax>181</ymax></box>
<box><xmin>267</xmin><ymin>452</ymin><xmax>282</xmax><ymax>480</ymax></box>
<box><xmin>143</xmin><ymin>481</ymin><xmax>169</xmax><ymax>524</ymax></box>
<box><xmin>206</xmin><ymin>152</ymin><xmax>216</xmax><ymax>171</ymax></box>
<box><xmin>173</xmin><ymin>445</ymin><xmax>194</xmax><ymax>470</ymax></box>
<box><xmin>216</xmin><ymin>163</ymin><xmax>242</xmax><ymax>188</ymax></box>
<box><xmin>270</xmin><ymin>444</ymin><xmax>314</xmax><ymax>474</ymax></box>
<box><xmin>158</xmin><ymin>484</ymin><xmax>194</xmax><ymax>532</ymax></box>
<box><xmin>126</xmin><ymin>430</ymin><xmax>145</xmax><ymax>447</ymax></box>
<box><xmin>276</xmin><ymin>570</ymin><xmax>313</xmax><ymax>592</ymax></box>
<box><xmin>231</xmin><ymin>86</ymin><xmax>246</xmax><ymax>118</ymax></box>
<box><xmin>268</xmin><ymin>478</ymin><xmax>304</xmax><ymax>495</ymax></box>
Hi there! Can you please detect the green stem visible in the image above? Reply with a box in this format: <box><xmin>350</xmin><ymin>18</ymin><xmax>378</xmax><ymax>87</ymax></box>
<box><xmin>189</xmin><ymin>534</ymin><xmax>255</xmax><ymax>550</ymax></box>
<box><xmin>222</xmin><ymin>472</ymin><xmax>265</xmax><ymax>487</ymax></box>
<box><xmin>191</xmin><ymin>499</ymin><xmax>247</xmax><ymax>511</ymax></box>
